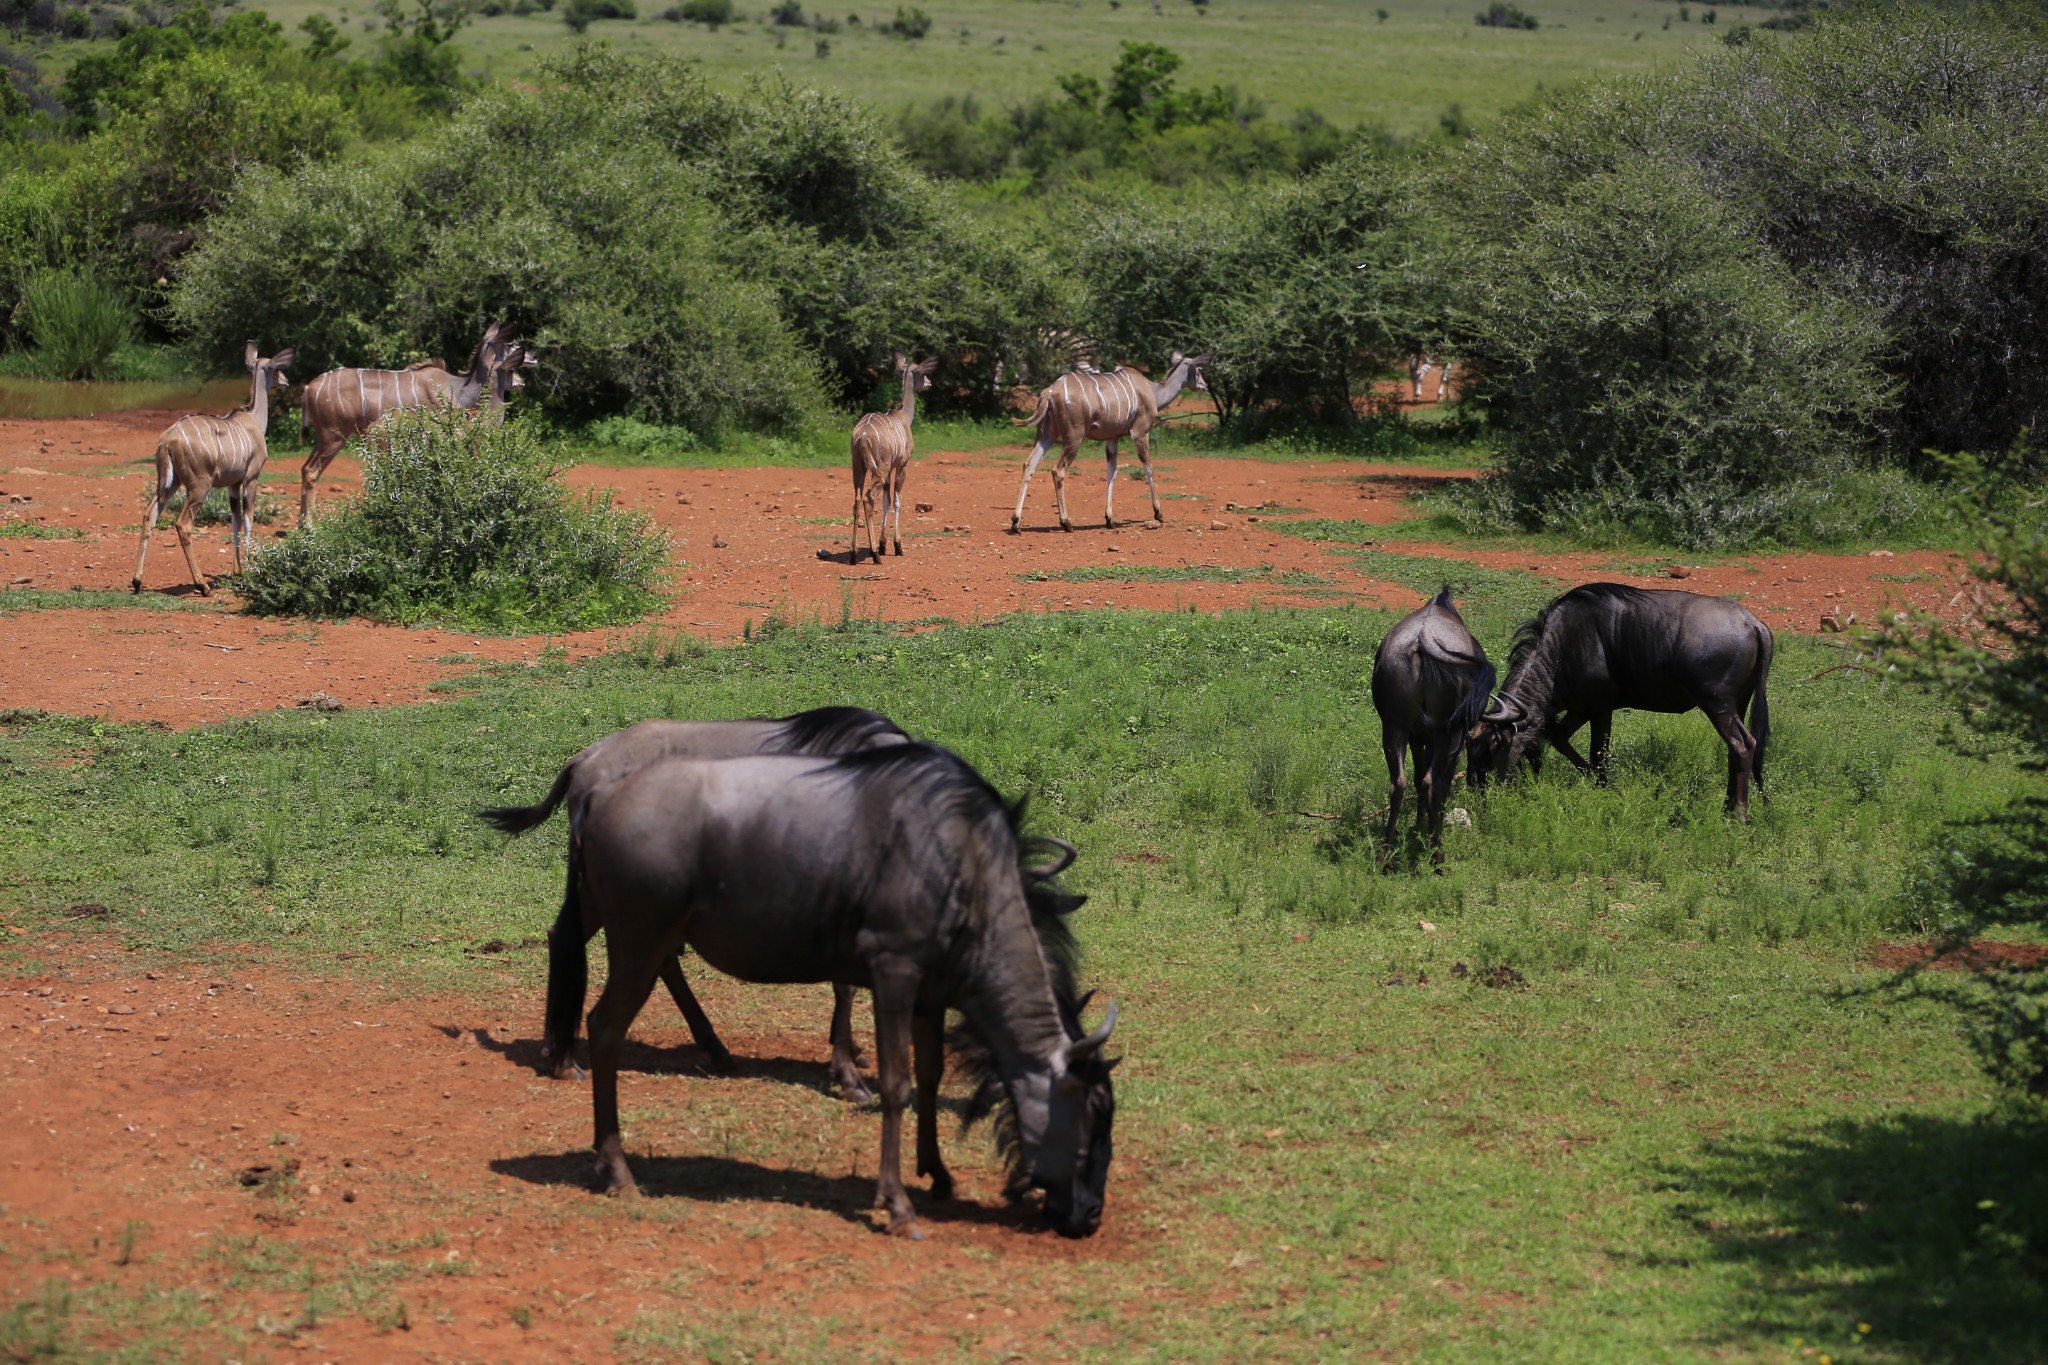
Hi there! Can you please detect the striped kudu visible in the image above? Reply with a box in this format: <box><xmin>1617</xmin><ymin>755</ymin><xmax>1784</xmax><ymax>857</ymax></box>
<box><xmin>130</xmin><ymin>342</ymin><xmax>296</xmax><ymax>597</ymax></box>
<box><xmin>1008</xmin><ymin>350</ymin><xmax>1212</xmax><ymax>533</ymax></box>
<box><xmin>850</xmin><ymin>352</ymin><xmax>938</xmax><ymax>562</ymax></box>
<box><xmin>295</xmin><ymin>322</ymin><xmax>530</xmax><ymax>527</ymax></box>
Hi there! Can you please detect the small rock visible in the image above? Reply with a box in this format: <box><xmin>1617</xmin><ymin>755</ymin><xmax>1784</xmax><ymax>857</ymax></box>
<box><xmin>342</xmin><ymin>1189</ymin><xmax>356</xmax><ymax>1203</ymax></box>
<box><xmin>1665</xmin><ymin>565</ymin><xmax>1692</xmax><ymax>579</ymax></box>
<box><xmin>915</xmin><ymin>502</ymin><xmax>934</xmax><ymax>513</ymax></box>
<box><xmin>1868</xmin><ymin>548</ymin><xmax>1895</xmax><ymax>558</ymax></box>
<box><xmin>1209</xmin><ymin>520</ymin><xmax>1228</xmax><ymax>530</ymax></box>
<box><xmin>1106</xmin><ymin>544</ymin><xmax>1121</xmax><ymax>553</ymax></box>
<box><xmin>1446</xmin><ymin>807</ymin><xmax>1472</xmax><ymax>829</ymax></box>
<box><xmin>1819</xmin><ymin>616</ymin><xmax>1843</xmax><ymax>633</ymax></box>
<box><xmin>297</xmin><ymin>692</ymin><xmax>343</xmax><ymax>712</ymax></box>
<box><xmin>711</xmin><ymin>535</ymin><xmax>728</xmax><ymax>549</ymax></box>
<box><xmin>1418</xmin><ymin>920</ymin><xmax>1438</xmax><ymax>933</ymax></box>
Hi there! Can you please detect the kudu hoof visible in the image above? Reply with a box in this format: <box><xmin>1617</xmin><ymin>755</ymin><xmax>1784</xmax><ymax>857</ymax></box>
<box><xmin>1059</xmin><ymin>520</ymin><xmax>1073</xmax><ymax>533</ymax></box>
<box><xmin>892</xmin><ymin>543</ymin><xmax>903</xmax><ymax>557</ymax></box>
<box><xmin>1008</xmin><ymin>517</ymin><xmax>1021</xmax><ymax>535</ymax></box>
<box><xmin>129</xmin><ymin>578</ymin><xmax>141</xmax><ymax>594</ymax></box>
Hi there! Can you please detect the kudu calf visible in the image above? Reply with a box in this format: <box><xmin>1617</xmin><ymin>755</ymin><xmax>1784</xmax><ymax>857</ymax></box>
<box><xmin>1370</xmin><ymin>588</ymin><xmax>1496</xmax><ymax>865</ymax></box>
<box><xmin>295</xmin><ymin>322</ymin><xmax>531</xmax><ymax>527</ymax></box>
<box><xmin>130</xmin><ymin>342</ymin><xmax>296</xmax><ymax>596</ymax></box>
<box><xmin>850</xmin><ymin>352</ymin><xmax>938</xmax><ymax>562</ymax></box>
<box><xmin>1009</xmin><ymin>350</ymin><xmax>1211</xmax><ymax>533</ymax></box>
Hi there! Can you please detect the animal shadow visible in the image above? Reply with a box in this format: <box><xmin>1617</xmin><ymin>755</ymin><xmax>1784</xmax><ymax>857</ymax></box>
<box><xmin>457</xmin><ymin>1023</ymin><xmax>846</xmax><ymax>1093</ymax></box>
<box><xmin>489</xmin><ymin>1150</ymin><xmax>1043</xmax><ymax>1235</ymax></box>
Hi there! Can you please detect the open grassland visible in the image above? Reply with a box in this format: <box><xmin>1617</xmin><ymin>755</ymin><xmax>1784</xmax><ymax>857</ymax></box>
<box><xmin>52</xmin><ymin>0</ymin><xmax>1781</xmax><ymax>138</ymax></box>
<box><xmin>3</xmin><ymin>591</ymin><xmax>2045</xmax><ymax>1359</ymax></box>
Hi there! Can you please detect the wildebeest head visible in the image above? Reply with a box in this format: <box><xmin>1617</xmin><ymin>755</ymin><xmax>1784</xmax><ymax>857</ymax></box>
<box><xmin>1466</xmin><ymin>695</ymin><xmax>1526</xmax><ymax>787</ymax></box>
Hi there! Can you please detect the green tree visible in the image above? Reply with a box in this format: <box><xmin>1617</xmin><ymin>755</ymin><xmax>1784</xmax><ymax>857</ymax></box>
<box><xmin>1884</xmin><ymin>453</ymin><xmax>2048</xmax><ymax>1095</ymax></box>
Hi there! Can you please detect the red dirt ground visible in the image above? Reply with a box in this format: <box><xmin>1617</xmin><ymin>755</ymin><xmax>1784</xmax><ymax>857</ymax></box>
<box><xmin>0</xmin><ymin>409</ymin><xmax>1971</xmax><ymax>728</ymax></box>
<box><xmin>0</xmin><ymin>407</ymin><xmax>1981</xmax><ymax>1359</ymax></box>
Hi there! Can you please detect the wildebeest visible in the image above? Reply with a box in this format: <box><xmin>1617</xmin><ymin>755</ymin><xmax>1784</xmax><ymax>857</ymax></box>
<box><xmin>478</xmin><ymin>707</ymin><xmax>909</xmax><ymax>1096</ymax></box>
<box><xmin>1468</xmin><ymin>583</ymin><xmax>1773</xmax><ymax>817</ymax></box>
<box><xmin>1370</xmin><ymin>587</ymin><xmax>1495</xmax><ymax>863</ymax></box>
<box><xmin>571</xmin><ymin>743</ymin><xmax>1117</xmax><ymax>1238</ymax></box>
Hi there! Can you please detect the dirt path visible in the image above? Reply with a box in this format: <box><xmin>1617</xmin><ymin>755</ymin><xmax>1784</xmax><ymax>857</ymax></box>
<box><xmin>1</xmin><ymin>411</ymin><xmax>1965</xmax><ymax>728</ymax></box>
<box><xmin>0</xmin><ymin>946</ymin><xmax>1139</xmax><ymax>1360</ymax></box>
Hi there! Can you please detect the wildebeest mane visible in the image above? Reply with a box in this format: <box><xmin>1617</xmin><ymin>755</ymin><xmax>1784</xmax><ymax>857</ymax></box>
<box><xmin>950</xmin><ymin>863</ymin><xmax>1088</xmax><ymax>1191</ymax></box>
<box><xmin>771</xmin><ymin>705</ymin><xmax>909</xmax><ymax>756</ymax></box>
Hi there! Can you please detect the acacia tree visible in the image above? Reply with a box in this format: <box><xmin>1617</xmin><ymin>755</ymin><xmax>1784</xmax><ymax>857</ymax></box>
<box><xmin>1882</xmin><ymin>456</ymin><xmax>2048</xmax><ymax>1095</ymax></box>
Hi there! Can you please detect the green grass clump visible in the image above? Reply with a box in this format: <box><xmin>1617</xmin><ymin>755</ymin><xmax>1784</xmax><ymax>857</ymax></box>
<box><xmin>11</xmin><ymin>267</ymin><xmax>135</xmax><ymax>382</ymax></box>
<box><xmin>0</xmin><ymin>588</ymin><xmax>215</xmax><ymax>613</ymax></box>
<box><xmin>0</xmin><ymin>518</ymin><xmax>81</xmax><ymax>539</ymax></box>
<box><xmin>238</xmin><ymin>408</ymin><xmax>670</xmax><ymax>632</ymax></box>
<box><xmin>1017</xmin><ymin>563</ymin><xmax>1329</xmax><ymax>586</ymax></box>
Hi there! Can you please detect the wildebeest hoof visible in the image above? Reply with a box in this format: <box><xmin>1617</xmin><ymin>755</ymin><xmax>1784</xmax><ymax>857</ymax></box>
<box><xmin>927</xmin><ymin>1171</ymin><xmax>954</xmax><ymax>1201</ymax></box>
<box><xmin>604</xmin><ymin>1181</ymin><xmax>641</xmax><ymax>1200</ymax></box>
<box><xmin>889</xmin><ymin>1217</ymin><xmax>926</xmax><ymax>1241</ymax></box>
<box><xmin>838</xmin><ymin>1080</ymin><xmax>874</xmax><ymax>1104</ymax></box>
<box><xmin>549</xmin><ymin>1059</ymin><xmax>588</xmax><ymax>1082</ymax></box>
<box><xmin>701</xmin><ymin>1048</ymin><xmax>737</xmax><ymax>1073</ymax></box>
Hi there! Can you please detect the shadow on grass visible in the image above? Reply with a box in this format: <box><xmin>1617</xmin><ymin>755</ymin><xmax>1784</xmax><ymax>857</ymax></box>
<box><xmin>489</xmin><ymin>1149</ymin><xmax>1043</xmax><ymax>1235</ymax></box>
<box><xmin>1666</xmin><ymin>1111</ymin><xmax>2048</xmax><ymax>1361</ymax></box>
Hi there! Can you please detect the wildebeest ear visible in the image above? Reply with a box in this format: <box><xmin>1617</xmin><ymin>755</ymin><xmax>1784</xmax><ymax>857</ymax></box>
<box><xmin>243</xmin><ymin>341</ymin><xmax>259</xmax><ymax>369</ymax></box>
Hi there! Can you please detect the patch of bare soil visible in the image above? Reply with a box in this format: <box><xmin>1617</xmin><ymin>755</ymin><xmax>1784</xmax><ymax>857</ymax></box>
<box><xmin>1868</xmin><ymin>941</ymin><xmax>2048</xmax><ymax>972</ymax></box>
<box><xmin>0</xmin><ymin>411</ymin><xmax>1970</xmax><ymax>728</ymax></box>
<box><xmin>0</xmin><ymin>942</ymin><xmax>1139</xmax><ymax>1360</ymax></box>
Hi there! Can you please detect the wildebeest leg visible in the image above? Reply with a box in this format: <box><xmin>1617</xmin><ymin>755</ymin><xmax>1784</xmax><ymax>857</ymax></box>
<box><xmin>868</xmin><ymin>959</ymin><xmax>923</xmax><ymax>1237</ymax></box>
<box><xmin>1702</xmin><ymin>705</ymin><xmax>1757</xmax><ymax>819</ymax></box>
<box><xmin>1588</xmin><ymin>712</ymin><xmax>1614</xmax><ymax>784</ymax></box>
<box><xmin>1410</xmin><ymin>737</ymin><xmax>1433</xmax><ymax>843</ymax></box>
<box><xmin>1381</xmin><ymin>725</ymin><xmax>1408</xmax><ymax>855</ymax></box>
<box><xmin>1545</xmin><ymin>712</ymin><xmax>1596</xmax><ymax>775</ymax></box>
<box><xmin>912</xmin><ymin>1009</ymin><xmax>952</xmax><ymax>1200</ymax></box>
<box><xmin>1010</xmin><ymin>432</ymin><xmax>1053</xmax><ymax>533</ymax></box>
<box><xmin>1102</xmin><ymin>439</ymin><xmax>1119</xmax><ymax>528</ymax></box>
<box><xmin>1425</xmin><ymin>738</ymin><xmax>1460</xmax><ymax>867</ymax></box>
<box><xmin>587</xmin><ymin>960</ymin><xmax>662</xmax><ymax>1196</ymax></box>
<box><xmin>829</xmin><ymin>982</ymin><xmax>873</xmax><ymax>1103</ymax></box>
<box><xmin>658</xmin><ymin>956</ymin><xmax>734</xmax><ymax>1070</ymax></box>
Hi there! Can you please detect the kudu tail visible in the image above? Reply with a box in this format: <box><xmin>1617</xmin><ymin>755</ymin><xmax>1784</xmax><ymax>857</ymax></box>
<box><xmin>1748</xmin><ymin>624</ymin><xmax>1773</xmax><ymax>790</ymax></box>
<box><xmin>474</xmin><ymin>762</ymin><xmax>575</xmax><ymax>836</ymax></box>
<box><xmin>541</xmin><ymin>849</ymin><xmax>588</xmax><ymax>1076</ymax></box>
<box><xmin>1011</xmin><ymin>393</ymin><xmax>1051</xmax><ymax>429</ymax></box>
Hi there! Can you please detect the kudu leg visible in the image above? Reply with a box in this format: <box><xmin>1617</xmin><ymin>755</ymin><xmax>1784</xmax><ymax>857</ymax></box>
<box><xmin>227</xmin><ymin>487</ymin><xmax>246</xmax><ymax>575</ymax></box>
<box><xmin>587</xmin><ymin>960</ymin><xmax>662</xmax><ymax>1196</ymax></box>
<box><xmin>298</xmin><ymin>448</ymin><xmax>336</xmax><ymax>529</ymax></box>
<box><xmin>1010</xmin><ymin>435</ymin><xmax>1053</xmax><ymax>533</ymax></box>
<box><xmin>1103</xmin><ymin>440</ymin><xmax>1120</xmax><ymax>528</ymax></box>
<box><xmin>867</xmin><ymin>959</ymin><xmax>923</xmax><ymax>1237</ymax></box>
<box><xmin>829</xmin><ymin>982</ymin><xmax>873</xmax><ymax>1103</ymax></box>
<box><xmin>131</xmin><ymin>487</ymin><xmax>167</xmax><ymax>593</ymax></box>
<box><xmin>912</xmin><ymin>1009</ymin><xmax>952</xmax><ymax>1200</ymax></box>
<box><xmin>1135</xmin><ymin>433</ymin><xmax>1163</xmax><ymax>524</ymax></box>
<box><xmin>658</xmin><ymin>955</ymin><xmax>734</xmax><ymax>1070</ymax></box>
<box><xmin>175</xmin><ymin>479</ymin><xmax>212</xmax><ymax>596</ymax></box>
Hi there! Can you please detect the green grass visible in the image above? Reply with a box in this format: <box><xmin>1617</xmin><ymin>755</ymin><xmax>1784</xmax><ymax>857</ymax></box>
<box><xmin>0</xmin><ymin>588</ymin><xmax>218</xmax><ymax>612</ymax></box>
<box><xmin>0</xmin><ymin>518</ymin><xmax>84</xmax><ymax>540</ymax></box>
<box><xmin>2</xmin><ymin>607</ymin><xmax>2042</xmax><ymax>1359</ymax></box>
<box><xmin>119</xmin><ymin>0</ymin><xmax>1781</xmax><ymax>143</ymax></box>
<box><xmin>1016</xmin><ymin>562</ymin><xmax>1330</xmax><ymax>585</ymax></box>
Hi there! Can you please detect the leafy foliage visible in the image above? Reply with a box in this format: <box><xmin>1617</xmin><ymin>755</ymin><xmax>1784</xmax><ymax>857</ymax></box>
<box><xmin>238</xmin><ymin>408</ymin><xmax>668</xmax><ymax>631</ymax></box>
<box><xmin>1450</xmin><ymin>157</ymin><xmax>1887</xmax><ymax>548</ymax></box>
<box><xmin>13</xmin><ymin>265</ymin><xmax>132</xmax><ymax>379</ymax></box>
<box><xmin>1883</xmin><ymin>453</ymin><xmax>2048</xmax><ymax>1096</ymax></box>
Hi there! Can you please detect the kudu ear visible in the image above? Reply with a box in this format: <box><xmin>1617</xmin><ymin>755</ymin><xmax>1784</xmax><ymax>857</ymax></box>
<box><xmin>1169</xmin><ymin>348</ymin><xmax>1184</xmax><ymax>365</ymax></box>
<box><xmin>917</xmin><ymin>356</ymin><xmax>939</xmax><ymax>373</ymax></box>
<box><xmin>243</xmin><ymin>341</ymin><xmax>259</xmax><ymax>370</ymax></box>
<box><xmin>1065</xmin><ymin>1000</ymin><xmax>1117</xmax><ymax>1065</ymax></box>
<box><xmin>270</xmin><ymin>347</ymin><xmax>297</xmax><ymax>371</ymax></box>
<box><xmin>891</xmin><ymin>350</ymin><xmax>908</xmax><ymax>371</ymax></box>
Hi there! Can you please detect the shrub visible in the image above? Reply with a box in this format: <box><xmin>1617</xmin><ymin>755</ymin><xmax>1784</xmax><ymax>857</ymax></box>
<box><xmin>886</xmin><ymin>4</ymin><xmax>928</xmax><ymax>37</ymax></box>
<box><xmin>677</xmin><ymin>0</ymin><xmax>732</xmax><ymax>24</ymax></box>
<box><xmin>1475</xmin><ymin>2</ymin><xmax>1536</xmax><ymax>28</ymax></box>
<box><xmin>1450</xmin><ymin>159</ymin><xmax>1886</xmax><ymax>549</ymax></box>
<box><xmin>15</xmin><ymin>266</ymin><xmax>133</xmax><ymax>380</ymax></box>
<box><xmin>239</xmin><ymin>408</ymin><xmax>669</xmax><ymax>632</ymax></box>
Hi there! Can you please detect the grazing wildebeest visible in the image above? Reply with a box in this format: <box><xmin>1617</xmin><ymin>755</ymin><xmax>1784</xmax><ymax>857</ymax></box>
<box><xmin>1468</xmin><ymin>583</ymin><xmax>1773</xmax><ymax>817</ymax></box>
<box><xmin>571</xmin><ymin>743</ymin><xmax>1117</xmax><ymax>1238</ymax></box>
<box><xmin>478</xmin><ymin>707</ymin><xmax>908</xmax><ymax>1096</ymax></box>
<box><xmin>1370</xmin><ymin>587</ymin><xmax>1496</xmax><ymax>864</ymax></box>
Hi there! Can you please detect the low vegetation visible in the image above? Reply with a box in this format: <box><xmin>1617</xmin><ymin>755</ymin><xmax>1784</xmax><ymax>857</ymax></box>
<box><xmin>237</xmin><ymin>408</ymin><xmax>669</xmax><ymax>631</ymax></box>
<box><xmin>1</xmin><ymin>597</ymin><xmax>2043</xmax><ymax>1355</ymax></box>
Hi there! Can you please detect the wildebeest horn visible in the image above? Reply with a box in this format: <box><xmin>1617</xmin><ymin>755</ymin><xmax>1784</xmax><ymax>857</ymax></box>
<box><xmin>1024</xmin><ymin>837</ymin><xmax>1078</xmax><ymax>880</ymax></box>
<box><xmin>1483</xmin><ymin>696</ymin><xmax>1522</xmax><ymax>725</ymax></box>
<box><xmin>1066</xmin><ymin>1000</ymin><xmax>1117</xmax><ymax>1062</ymax></box>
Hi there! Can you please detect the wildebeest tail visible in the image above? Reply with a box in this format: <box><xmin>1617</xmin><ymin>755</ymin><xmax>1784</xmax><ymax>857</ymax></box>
<box><xmin>1418</xmin><ymin>640</ymin><xmax>1495</xmax><ymax>736</ymax></box>
<box><xmin>474</xmin><ymin>762</ymin><xmax>575</xmax><ymax>835</ymax></box>
<box><xmin>1011</xmin><ymin>392</ymin><xmax>1052</xmax><ymax>428</ymax></box>
<box><xmin>1748</xmin><ymin>621</ymin><xmax>1773</xmax><ymax>788</ymax></box>
<box><xmin>541</xmin><ymin>857</ymin><xmax>587</xmax><ymax>1074</ymax></box>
